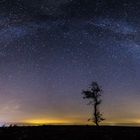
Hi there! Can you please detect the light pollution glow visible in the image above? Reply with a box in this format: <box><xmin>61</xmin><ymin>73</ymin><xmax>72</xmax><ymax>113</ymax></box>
<box><xmin>21</xmin><ymin>118</ymin><xmax>140</xmax><ymax>126</ymax></box>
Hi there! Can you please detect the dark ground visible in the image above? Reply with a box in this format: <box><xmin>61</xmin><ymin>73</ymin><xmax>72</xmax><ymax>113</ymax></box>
<box><xmin>0</xmin><ymin>125</ymin><xmax>140</xmax><ymax>140</ymax></box>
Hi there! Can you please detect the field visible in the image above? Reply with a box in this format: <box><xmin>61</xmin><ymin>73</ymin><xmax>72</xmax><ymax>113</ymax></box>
<box><xmin>0</xmin><ymin>125</ymin><xmax>140</xmax><ymax>140</ymax></box>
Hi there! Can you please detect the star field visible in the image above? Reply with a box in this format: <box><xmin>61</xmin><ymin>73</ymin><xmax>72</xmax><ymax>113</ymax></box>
<box><xmin>0</xmin><ymin>0</ymin><xmax>139</xmax><ymax>125</ymax></box>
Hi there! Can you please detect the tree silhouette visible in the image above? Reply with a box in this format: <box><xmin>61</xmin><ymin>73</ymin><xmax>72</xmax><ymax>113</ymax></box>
<box><xmin>82</xmin><ymin>81</ymin><xmax>105</xmax><ymax>126</ymax></box>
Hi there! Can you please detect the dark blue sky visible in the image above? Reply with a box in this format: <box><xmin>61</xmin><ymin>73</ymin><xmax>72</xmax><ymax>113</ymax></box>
<box><xmin>0</xmin><ymin>0</ymin><xmax>139</xmax><ymax>125</ymax></box>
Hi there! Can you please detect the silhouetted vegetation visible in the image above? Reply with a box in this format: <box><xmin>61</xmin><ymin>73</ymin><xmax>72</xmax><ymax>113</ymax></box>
<box><xmin>0</xmin><ymin>125</ymin><xmax>140</xmax><ymax>140</ymax></box>
<box><xmin>82</xmin><ymin>81</ymin><xmax>105</xmax><ymax>126</ymax></box>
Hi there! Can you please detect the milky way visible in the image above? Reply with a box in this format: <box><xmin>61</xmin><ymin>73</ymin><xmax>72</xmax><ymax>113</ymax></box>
<box><xmin>0</xmin><ymin>0</ymin><xmax>139</xmax><ymax>125</ymax></box>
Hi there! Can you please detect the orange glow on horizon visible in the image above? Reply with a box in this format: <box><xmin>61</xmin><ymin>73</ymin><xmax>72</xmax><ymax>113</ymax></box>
<box><xmin>25</xmin><ymin>119</ymin><xmax>72</xmax><ymax>125</ymax></box>
<box><xmin>22</xmin><ymin>117</ymin><xmax>140</xmax><ymax>126</ymax></box>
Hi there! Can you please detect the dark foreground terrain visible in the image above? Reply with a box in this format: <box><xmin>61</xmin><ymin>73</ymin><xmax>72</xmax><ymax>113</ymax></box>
<box><xmin>0</xmin><ymin>125</ymin><xmax>140</xmax><ymax>140</ymax></box>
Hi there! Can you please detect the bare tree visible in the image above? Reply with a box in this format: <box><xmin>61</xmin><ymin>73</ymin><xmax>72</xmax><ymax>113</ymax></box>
<box><xmin>82</xmin><ymin>81</ymin><xmax>105</xmax><ymax>126</ymax></box>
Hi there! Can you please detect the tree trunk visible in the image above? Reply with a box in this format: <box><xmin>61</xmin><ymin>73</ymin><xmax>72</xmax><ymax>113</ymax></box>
<box><xmin>94</xmin><ymin>103</ymin><xmax>99</xmax><ymax>126</ymax></box>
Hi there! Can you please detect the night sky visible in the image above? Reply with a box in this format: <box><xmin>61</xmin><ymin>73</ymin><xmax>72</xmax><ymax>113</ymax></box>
<box><xmin>0</xmin><ymin>0</ymin><xmax>139</xmax><ymax>125</ymax></box>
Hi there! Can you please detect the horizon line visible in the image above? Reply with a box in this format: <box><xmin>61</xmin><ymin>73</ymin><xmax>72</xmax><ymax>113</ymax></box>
<box><xmin>1</xmin><ymin>122</ymin><xmax>140</xmax><ymax>127</ymax></box>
